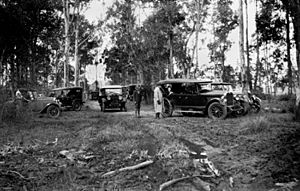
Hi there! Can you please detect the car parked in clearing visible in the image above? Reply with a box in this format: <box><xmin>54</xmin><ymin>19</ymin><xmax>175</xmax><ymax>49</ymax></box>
<box><xmin>52</xmin><ymin>87</ymin><xmax>84</xmax><ymax>111</ymax></box>
<box><xmin>15</xmin><ymin>88</ymin><xmax>61</xmax><ymax>118</ymax></box>
<box><xmin>98</xmin><ymin>85</ymin><xmax>127</xmax><ymax>112</ymax></box>
<box><xmin>157</xmin><ymin>79</ymin><xmax>248</xmax><ymax>119</ymax></box>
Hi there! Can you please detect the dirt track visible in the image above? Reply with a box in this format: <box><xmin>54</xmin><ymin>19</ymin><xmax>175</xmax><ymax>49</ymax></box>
<box><xmin>0</xmin><ymin>100</ymin><xmax>299</xmax><ymax>191</ymax></box>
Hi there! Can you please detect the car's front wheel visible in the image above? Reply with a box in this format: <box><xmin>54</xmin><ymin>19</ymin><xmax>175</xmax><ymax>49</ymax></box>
<box><xmin>208</xmin><ymin>102</ymin><xmax>227</xmax><ymax>120</ymax></box>
<box><xmin>72</xmin><ymin>101</ymin><xmax>82</xmax><ymax>111</ymax></box>
<box><xmin>47</xmin><ymin>105</ymin><xmax>61</xmax><ymax>118</ymax></box>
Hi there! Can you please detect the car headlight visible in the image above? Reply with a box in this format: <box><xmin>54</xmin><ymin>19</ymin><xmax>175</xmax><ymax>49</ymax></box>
<box><xmin>55</xmin><ymin>98</ymin><xmax>61</xmax><ymax>105</ymax></box>
<box><xmin>119</xmin><ymin>95</ymin><xmax>122</xmax><ymax>100</ymax></box>
<box><xmin>107</xmin><ymin>96</ymin><xmax>111</xmax><ymax>100</ymax></box>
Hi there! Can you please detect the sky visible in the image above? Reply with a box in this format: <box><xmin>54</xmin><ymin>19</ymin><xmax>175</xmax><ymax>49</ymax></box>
<box><xmin>82</xmin><ymin>0</ymin><xmax>258</xmax><ymax>86</ymax></box>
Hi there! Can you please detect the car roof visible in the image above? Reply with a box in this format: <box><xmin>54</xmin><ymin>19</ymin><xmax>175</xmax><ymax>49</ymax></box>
<box><xmin>52</xmin><ymin>86</ymin><xmax>83</xmax><ymax>91</ymax></box>
<box><xmin>157</xmin><ymin>79</ymin><xmax>212</xmax><ymax>85</ymax></box>
<box><xmin>101</xmin><ymin>85</ymin><xmax>124</xmax><ymax>89</ymax></box>
<box><xmin>211</xmin><ymin>82</ymin><xmax>232</xmax><ymax>85</ymax></box>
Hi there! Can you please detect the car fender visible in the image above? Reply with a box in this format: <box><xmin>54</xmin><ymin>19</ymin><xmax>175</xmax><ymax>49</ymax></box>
<box><xmin>40</xmin><ymin>103</ymin><xmax>61</xmax><ymax>114</ymax></box>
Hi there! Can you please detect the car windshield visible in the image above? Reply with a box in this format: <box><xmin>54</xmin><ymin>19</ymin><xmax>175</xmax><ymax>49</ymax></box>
<box><xmin>211</xmin><ymin>84</ymin><xmax>233</xmax><ymax>91</ymax></box>
<box><xmin>105</xmin><ymin>88</ymin><xmax>122</xmax><ymax>94</ymax></box>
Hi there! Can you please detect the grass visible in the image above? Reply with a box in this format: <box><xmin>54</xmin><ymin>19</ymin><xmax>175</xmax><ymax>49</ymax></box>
<box><xmin>0</xmin><ymin>99</ymin><xmax>299</xmax><ymax>191</ymax></box>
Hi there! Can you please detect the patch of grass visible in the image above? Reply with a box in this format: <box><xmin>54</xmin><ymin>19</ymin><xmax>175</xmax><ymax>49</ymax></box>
<box><xmin>239</xmin><ymin>115</ymin><xmax>271</xmax><ymax>135</ymax></box>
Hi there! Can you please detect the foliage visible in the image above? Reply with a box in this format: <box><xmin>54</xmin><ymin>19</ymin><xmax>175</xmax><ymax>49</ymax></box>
<box><xmin>0</xmin><ymin>0</ymin><xmax>63</xmax><ymax>89</ymax></box>
<box><xmin>103</xmin><ymin>0</ymin><xmax>187</xmax><ymax>85</ymax></box>
<box><xmin>207</xmin><ymin>0</ymin><xmax>238</xmax><ymax>81</ymax></box>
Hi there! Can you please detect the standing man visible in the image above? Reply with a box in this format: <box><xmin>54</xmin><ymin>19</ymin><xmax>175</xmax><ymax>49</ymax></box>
<box><xmin>153</xmin><ymin>84</ymin><xmax>163</xmax><ymax>119</ymax></box>
<box><xmin>133</xmin><ymin>85</ymin><xmax>143</xmax><ymax>118</ymax></box>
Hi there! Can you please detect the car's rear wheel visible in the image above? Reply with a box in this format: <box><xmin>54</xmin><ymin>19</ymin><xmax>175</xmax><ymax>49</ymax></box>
<box><xmin>72</xmin><ymin>101</ymin><xmax>82</xmax><ymax>111</ymax></box>
<box><xmin>208</xmin><ymin>102</ymin><xmax>227</xmax><ymax>120</ymax></box>
<box><xmin>47</xmin><ymin>105</ymin><xmax>61</xmax><ymax>118</ymax></box>
<box><xmin>162</xmin><ymin>98</ymin><xmax>173</xmax><ymax>117</ymax></box>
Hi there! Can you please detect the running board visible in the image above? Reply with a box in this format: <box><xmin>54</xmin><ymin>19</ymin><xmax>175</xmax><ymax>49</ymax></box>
<box><xmin>174</xmin><ymin>110</ymin><xmax>204</xmax><ymax>114</ymax></box>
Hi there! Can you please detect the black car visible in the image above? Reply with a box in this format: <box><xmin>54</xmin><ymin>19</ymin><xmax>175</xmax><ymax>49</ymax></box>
<box><xmin>12</xmin><ymin>88</ymin><xmax>61</xmax><ymax>118</ymax></box>
<box><xmin>157</xmin><ymin>79</ymin><xmax>247</xmax><ymax>119</ymax></box>
<box><xmin>98</xmin><ymin>85</ymin><xmax>127</xmax><ymax>112</ymax></box>
<box><xmin>52</xmin><ymin>87</ymin><xmax>84</xmax><ymax>111</ymax></box>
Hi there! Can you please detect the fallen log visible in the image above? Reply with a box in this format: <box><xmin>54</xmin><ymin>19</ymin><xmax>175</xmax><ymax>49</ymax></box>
<box><xmin>101</xmin><ymin>160</ymin><xmax>154</xmax><ymax>177</ymax></box>
<box><xmin>159</xmin><ymin>175</ymin><xmax>213</xmax><ymax>191</ymax></box>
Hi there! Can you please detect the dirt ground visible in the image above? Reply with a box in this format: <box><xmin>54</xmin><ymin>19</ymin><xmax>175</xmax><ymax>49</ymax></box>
<box><xmin>0</xmin><ymin>100</ymin><xmax>299</xmax><ymax>191</ymax></box>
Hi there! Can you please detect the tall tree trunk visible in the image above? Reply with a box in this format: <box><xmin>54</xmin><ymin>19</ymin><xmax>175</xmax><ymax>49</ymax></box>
<box><xmin>254</xmin><ymin>0</ymin><xmax>260</xmax><ymax>91</ymax></box>
<box><xmin>292</xmin><ymin>10</ymin><xmax>300</xmax><ymax>121</ymax></box>
<box><xmin>74</xmin><ymin>14</ymin><xmax>79</xmax><ymax>86</ymax></box>
<box><xmin>239</xmin><ymin>0</ymin><xmax>248</xmax><ymax>93</ymax></box>
<box><xmin>168</xmin><ymin>32</ymin><xmax>174</xmax><ymax>79</ymax></box>
<box><xmin>286</xmin><ymin>3</ymin><xmax>293</xmax><ymax>95</ymax></box>
<box><xmin>245</xmin><ymin>0</ymin><xmax>252</xmax><ymax>90</ymax></box>
<box><xmin>282</xmin><ymin>0</ymin><xmax>300</xmax><ymax>121</ymax></box>
<box><xmin>63</xmin><ymin>0</ymin><xmax>70</xmax><ymax>87</ymax></box>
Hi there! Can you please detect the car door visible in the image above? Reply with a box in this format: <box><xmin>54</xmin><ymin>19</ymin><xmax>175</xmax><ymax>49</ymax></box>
<box><xmin>180</xmin><ymin>83</ymin><xmax>205</xmax><ymax>108</ymax></box>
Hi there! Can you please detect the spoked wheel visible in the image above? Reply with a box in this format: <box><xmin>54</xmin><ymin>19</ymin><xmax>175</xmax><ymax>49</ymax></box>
<box><xmin>208</xmin><ymin>102</ymin><xmax>227</xmax><ymax>120</ymax></box>
<box><xmin>72</xmin><ymin>101</ymin><xmax>82</xmax><ymax>111</ymax></box>
<box><xmin>47</xmin><ymin>105</ymin><xmax>61</xmax><ymax>118</ymax></box>
<box><xmin>162</xmin><ymin>98</ymin><xmax>173</xmax><ymax>118</ymax></box>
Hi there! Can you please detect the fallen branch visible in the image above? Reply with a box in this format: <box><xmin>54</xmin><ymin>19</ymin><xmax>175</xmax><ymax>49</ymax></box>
<box><xmin>159</xmin><ymin>175</ymin><xmax>213</xmax><ymax>191</ymax></box>
<box><xmin>3</xmin><ymin>170</ymin><xmax>36</xmax><ymax>180</ymax></box>
<box><xmin>102</xmin><ymin>160</ymin><xmax>154</xmax><ymax>177</ymax></box>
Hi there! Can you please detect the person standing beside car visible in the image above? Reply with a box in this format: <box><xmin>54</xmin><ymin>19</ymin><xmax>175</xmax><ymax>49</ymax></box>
<box><xmin>153</xmin><ymin>84</ymin><xmax>163</xmax><ymax>119</ymax></box>
<box><xmin>133</xmin><ymin>85</ymin><xmax>142</xmax><ymax>118</ymax></box>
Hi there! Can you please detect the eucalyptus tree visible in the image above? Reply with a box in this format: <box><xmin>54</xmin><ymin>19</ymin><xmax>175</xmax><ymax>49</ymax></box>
<box><xmin>207</xmin><ymin>0</ymin><xmax>237</xmax><ymax>81</ymax></box>
<box><xmin>256</xmin><ymin>0</ymin><xmax>287</xmax><ymax>94</ymax></box>
<box><xmin>103</xmin><ymin>0</ymin><xmax>138</xmax><ymax>84</ymax></box>
<box><xmin>61</xmin><ymin>0</ymin><xmax>92</xmax><ymax>87</ymax></box>
<box><xmin>0</xmin><ymin>0</ymin><xmax>62</xmax><ymax>91</ymax></box>
<box><xmin>281</xmin><ymin>0</ymin><xmax>300</xmax><ymax>121</ymax></box>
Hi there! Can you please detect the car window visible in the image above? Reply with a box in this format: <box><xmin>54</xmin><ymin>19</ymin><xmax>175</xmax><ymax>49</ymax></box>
<box><xmin>182</xmin><ymin>83</ymin><xmax>198</xmax><ymax>94</ymax></box>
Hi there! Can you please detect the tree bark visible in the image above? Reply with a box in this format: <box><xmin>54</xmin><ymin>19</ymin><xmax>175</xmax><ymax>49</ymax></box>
<box><xmin>63</xmin><ymin>0</ymin><xmax>70</xmax><ymax>87</ymax></box>
<box><xmin>285</xmin><ymin>0</ymin><xmax>300</xmax><ymax>121</ymax></box>
<box><xmin>245</xmin><ymin>0</ymin><xmax>252</xmax><ymax>90</ymax></box>
<box><xmin>74</xmin><ymin>11</ymin><xmax>79</xmax><ymax>86</ymax></box>
<box><xmin>286</xmin><ymin>4</ymin><xmax>293</xmax><ymax>95</ymax></box>
<box><xmin>254</xmin><ymin>0</ymin><xmax>260</xmax><ymax>91</ymax></box>
<box><xmin>239</xmin><ymin>0</ymin><xmax>248</xmax><ymax>92</ymax></box>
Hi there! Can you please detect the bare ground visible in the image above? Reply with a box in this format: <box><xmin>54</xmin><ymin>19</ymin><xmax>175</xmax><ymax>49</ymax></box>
<box><xmin>0</xmin><ymin>100</ymin><xmax>299</xmax><ymax>191</ymax></box>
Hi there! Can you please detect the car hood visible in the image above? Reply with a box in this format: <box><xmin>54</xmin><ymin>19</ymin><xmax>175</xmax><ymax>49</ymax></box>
<box><xmin>201</xmin><ymin>90</ymin><xmax>224</xmax><ymax>96</ymax></box>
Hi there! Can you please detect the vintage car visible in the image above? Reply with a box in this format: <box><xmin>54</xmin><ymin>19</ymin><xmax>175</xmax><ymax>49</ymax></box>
<box><xmin>52</xmin><ymin>87</ymin><xmax>84</xmax><ymax>111</ymax></box>
<box><xmin>15</xmin><ymin>88</ymin><xmax>61</xmax><ymax>118</ymax></box>
<box><xmin>157</xmin><ymin>79</ymin><xmax>248</xmax><ymax>119</ymax></box>
<box><xmin>98</xmin><ymin>85</ymin><xmax>127</xmax><ymax>112</ymax></box>
<box><xmin>211</xmin><ymin>82</ymin><xmax>261</xmax><ymax>113</ymax></box>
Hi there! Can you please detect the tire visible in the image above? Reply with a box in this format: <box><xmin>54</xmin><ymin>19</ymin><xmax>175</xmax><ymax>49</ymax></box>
<box><xmin>233</xmin><ymin>101</ymin><xmax>247</xmax><ymax>117</ymax></box>
<box><xmin>208</xmin><ymin>102</ymin><xmax>227</xmax><ymax>120</ymax></box>
<box><xmin>72</xmin><ymin>101</ymin><xmax>82</xmax><ymax>111</ymax></box>
<box><xmin>162</xmin><ymin>98</ymin><xmax>173</xmax><ymax>117</ymax></box>
<box><xmin>47</xmin><ymin>105</ymin><xmax>61</xmax><ymax>118</ymax></box>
